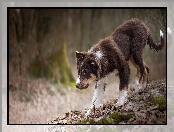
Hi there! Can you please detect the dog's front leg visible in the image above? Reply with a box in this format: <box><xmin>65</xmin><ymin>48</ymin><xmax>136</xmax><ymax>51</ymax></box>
<box><xmin>86</xmin><ymin>82</ymin><xmax>106</xmax><ymax>116</ymax></box>
<box><xmin>116</xmin><ymin>63</ymin><xmax>130</xmax><ymax>107</ymax></box>
<box><xmin>116</xmin><ymin>90</ymin><xmax>128</xmax><ymax>107</ymax></box>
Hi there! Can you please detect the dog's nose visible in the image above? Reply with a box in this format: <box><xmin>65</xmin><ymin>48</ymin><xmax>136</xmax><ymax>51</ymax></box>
<box><xmin>75</xmin><ymin>83</ymin><xmax>80</xmax><ymax>88</ymax></box>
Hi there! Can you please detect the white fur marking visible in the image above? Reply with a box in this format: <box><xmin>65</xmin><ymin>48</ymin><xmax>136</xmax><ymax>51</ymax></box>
<box><xmin>85</xmin><ymin>70</ymin><xmax>119</xmax><ymax>116</ymax></box>
<box><xmin>86</xmin><ymin>81</ymin><xmax>105</xmax><ymax>116</ymax></box>
<box><xmin>91</xmin><ymin>70</ymin><xmax>119</xmax><ymax>106</ymax></box>
<box><xmin>95</xmin><ymin>51</ymin><xmax>103</xmax><ymax>59</ymax></box>
<box><xmin>86</xmin><ymin>109</ymin><xmax>91</xmax><ymax>116</ymax></box>
<box><xmin>130</xmin><ymin>77</ymin><xmax>139</xmax><ymax>91</ymax></box>
<box><xmin>135</xmin><ymin>79</ymin><xmax>139</xmax><ymax>86</ymax></box>
<box><xmin>160</xmin><ymin>30</ymin><xmax>163</xmax><ymax>38</ymax></box>
<box><xmin>91</xmin><ymin>83</ymin><xmax>105</xmax><ymax>107</ymax></box>
<box><xmin>116</xmin><ymin>90</ymin><xmax>127</xmax><ymax>106</ymax></box>
<box><xmin>142</xmin><ymin>82</ymin><xmax>147</xmax><ymax>89</ymax></box>
<box><xmin>76</xmin><ymin>76</ymin><xmax>80</xmax><ymax>84</ymax></box>
<box><xmin>167</xmin><ymin>27</ymin><xmax>171</xmax><ymax>35</ymax></box>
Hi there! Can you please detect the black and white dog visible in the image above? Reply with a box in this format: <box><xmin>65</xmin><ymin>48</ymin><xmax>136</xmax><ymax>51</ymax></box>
<box><xmin>75</xmin><ymin>18</ymin><xmax>165</xmax><ymax>115</ymax></box>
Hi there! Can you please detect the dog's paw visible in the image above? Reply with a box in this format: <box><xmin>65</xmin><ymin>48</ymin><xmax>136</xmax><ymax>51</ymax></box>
<box><xmin>139</xmin><ymin>82</ymin><xmax>147</xmax><ymax>90</ymax></box>
<box><xmin>130</xmin><ymin>79</ymin><xmax>147</xmax><ymax>91</ymax></box>
<box><xmin>116</xmin><ymin>101</ymin><xmax>124</xmax><ymax>107</ymax></box>
<box><xmin>85</xmin><ymin>108</ymin><xmax>92</xmax><ymax>118</ymax></box>
<box><xmin>116</xmin><ymin>90</ymin><xmax>127</xmax><ymax>107</ymax></box>
<box><xmin>130</xmin><ymin>78</ymin><xmax>140</xmax><ymax>91</ymax></box>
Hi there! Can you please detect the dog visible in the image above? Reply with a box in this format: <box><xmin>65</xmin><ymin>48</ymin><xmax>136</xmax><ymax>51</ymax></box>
<box><xmin>75</xmin><ymin>18</ymin><xmax>165</xmax><ymax>115</ymax></box>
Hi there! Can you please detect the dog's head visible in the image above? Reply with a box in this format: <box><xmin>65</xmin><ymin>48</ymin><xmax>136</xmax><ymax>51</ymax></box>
<box><xmin>75</xmin><ymin>51</ymin><xmax>101</xmax><ymax>89</ymax></box>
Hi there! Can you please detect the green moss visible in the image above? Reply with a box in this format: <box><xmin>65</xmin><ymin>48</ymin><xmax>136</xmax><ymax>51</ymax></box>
<box><xmin>153</xmin><ymin>96</ymin><xmax>166</xmax><ymax>112</ymax></box>
<box><xmin>97</xmin><ymin>117</ymin><xmax>115</xmax><ymax>124</ymax></box>
<box><xmin>77</xmin><ymin>116</ymin><xmax>115</xmax><ymax>124</ymax></box>
<box><xmin>109</xmin><ymin>112</ymin><xmax>132</xmax><ymax>124</ymax></box>
<box><xmin>76</xmin><ymin>118</ymin><xmax>96</xmax><ymax>124</ymax></box>
<box><xmin>29</xmin><ymin>42</ymin><xmax>75</xmax><ymax>87</ymax></box>
<box><xmin>50</xmin><ymin>42</ymin><xmax>75</xmax><ymax>85</ymax></box>
<box><xmin>77</xmin><ymin>112</ymin><xmax>132</xmax><ymax>124</ymax></box>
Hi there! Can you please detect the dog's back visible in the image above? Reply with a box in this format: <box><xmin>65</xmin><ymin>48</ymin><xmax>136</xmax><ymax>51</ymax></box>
<box><xmin>111</xmin><ymin>19</ymin><xmax>149</xmax><ymax>61</ymax></box>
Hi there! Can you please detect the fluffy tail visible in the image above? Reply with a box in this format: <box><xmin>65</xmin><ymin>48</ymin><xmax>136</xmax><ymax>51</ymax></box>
<box><xmin>147</xmin><ymin>30</ymin><xmax>165</xmax><ymax>51</ymax></box>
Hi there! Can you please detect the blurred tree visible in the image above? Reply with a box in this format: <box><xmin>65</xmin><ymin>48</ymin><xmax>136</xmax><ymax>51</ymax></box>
<box><xmin>9</xmin><ymin>9</ymin><xmax>75</xmax><ymax>87</ymax></box>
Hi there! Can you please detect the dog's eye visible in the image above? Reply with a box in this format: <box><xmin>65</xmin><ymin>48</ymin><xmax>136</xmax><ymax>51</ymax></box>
<box><xmin>84</xmin><ymin>69</ymin><xmax>88</xmax><ymax>73</ymax></box>
<box><xmin>78</xmin><ymin>56</ymin><xmax>84</xmax><ymax>62</ymax></box>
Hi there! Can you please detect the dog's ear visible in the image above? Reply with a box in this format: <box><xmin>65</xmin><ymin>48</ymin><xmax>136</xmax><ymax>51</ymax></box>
<box><xmin>76</xmin><ymin>51</ymin><xmax>85</xmax><ymax>63</ymax></box>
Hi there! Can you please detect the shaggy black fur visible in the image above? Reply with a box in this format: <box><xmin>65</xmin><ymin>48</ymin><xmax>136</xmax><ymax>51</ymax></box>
<box><xmin>76</xmin><ymin>18</ymin><xmax>165</xmax><ymax>91</ymax></box>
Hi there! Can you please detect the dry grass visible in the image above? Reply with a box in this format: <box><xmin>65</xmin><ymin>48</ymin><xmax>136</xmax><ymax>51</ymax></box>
<box><xmin>9</xmin><ymin>73</ymin><xmax>120</xmax><ymax>124</ymax></box>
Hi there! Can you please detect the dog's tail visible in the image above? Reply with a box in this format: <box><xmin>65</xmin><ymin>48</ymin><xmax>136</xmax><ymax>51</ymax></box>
<box><xmin>147</xmin><ymin>30</ymin><xmax>165</xmax><ymax>51</ymax></box>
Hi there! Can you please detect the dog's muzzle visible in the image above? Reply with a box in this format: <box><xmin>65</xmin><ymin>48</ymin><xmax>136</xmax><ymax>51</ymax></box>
<box><xmin>75</xmin><ymin>83</ymin><xmax>81</xmax><ymax>88</ymax></box>
<box><xmin>75</xmin><ymin>83</ymin><xmax>89</xmax><ymax>89</ymax></box>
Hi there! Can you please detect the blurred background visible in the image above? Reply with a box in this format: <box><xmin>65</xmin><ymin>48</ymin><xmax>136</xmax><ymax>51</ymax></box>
<box><xmin>8</xmin><ymin>8</ymin><xmax>166</xmax><ymax>124</ymax></box>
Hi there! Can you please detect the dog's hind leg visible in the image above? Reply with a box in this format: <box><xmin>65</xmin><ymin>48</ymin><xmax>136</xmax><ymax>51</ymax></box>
<box><xmin>141</xmin><ymin>61</ymin><xmax>149</xmax><ymax>89</ymax></box>
<box><xmin>130</xmin><ymin>55</ymin><xmax>149</xmax><ymax>91</ymax></box>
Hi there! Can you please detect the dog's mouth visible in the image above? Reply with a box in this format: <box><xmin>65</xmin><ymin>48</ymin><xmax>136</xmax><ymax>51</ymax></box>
<box><xmin>75</xmin><ymin>83</ymin><xmax>89</xmax><ymax>89</ymax></box>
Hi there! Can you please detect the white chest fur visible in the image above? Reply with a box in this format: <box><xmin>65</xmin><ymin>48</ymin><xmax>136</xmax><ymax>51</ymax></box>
<box><xmin>92</xmin><ymin>70</ymin><xmax>119</xmax><ymax>107</ymax></box>
<box><xmin>86</xmin><ymin>69</ymin><xmax>119</xmax><ymax>116</ymax></box>
<box><xmin>98</xmin><ymin>69</ymin><xmax>119</xmax><ymax>85</ymax></box>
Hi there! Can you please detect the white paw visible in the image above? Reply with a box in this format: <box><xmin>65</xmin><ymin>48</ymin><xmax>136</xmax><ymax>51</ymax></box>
<box><xmin>130</xmin><ymin>78</ymin><xmax>139</xmax><ymax>91</ymax></box>
<box><xmin>116</xmin><ymin>90</ymin><xmax>127</xmax><ymax>107</ymax></box>
<box><xmin>139</xmin><ymin>82</ymin><xmax>147</xmax><ymax>90</ymax></box>
<box><xmin>116</xmin><ymin>101</ymin><xmax>124</xmax><ymax>107</ymax></box>
<box><xmin>85</xmin><ymin>108</ymin><xmax>91</xmax><ymax>117</ymax></box>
